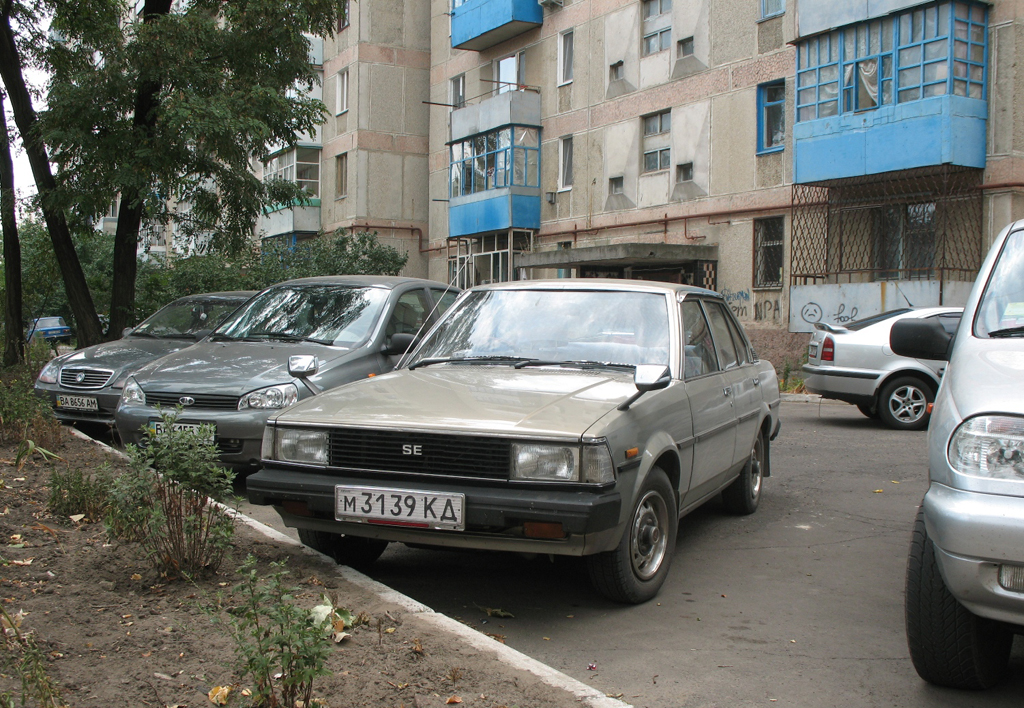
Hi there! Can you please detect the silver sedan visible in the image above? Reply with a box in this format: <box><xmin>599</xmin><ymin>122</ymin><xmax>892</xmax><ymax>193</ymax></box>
<box><xmin>802</xmin><ymin>307</ymin><xmax>962</xmax><ymax>430</ymax></box>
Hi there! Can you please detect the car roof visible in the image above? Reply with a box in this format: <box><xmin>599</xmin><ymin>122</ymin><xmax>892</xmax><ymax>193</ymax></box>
<box><xmin>468</xmin><ymin>278</ymin><xmax>720</xmax><ymax>298</ymax></box>
<box><xmin>266</xmin><ymin>275</ymin><xmax>455</xmax><ymax>290</ymax></box>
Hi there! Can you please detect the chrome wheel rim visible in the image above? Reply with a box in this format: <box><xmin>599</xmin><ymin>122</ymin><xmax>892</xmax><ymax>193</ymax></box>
<box><xmin>888</xmin><ymin>385</ymin><xmax>927</xmax><ymax>423</ymax></box>
<box><xmin>630</xmin><ymin>489</ymin><xmax>669</xmax><ymax>581</ymax></box>
<box><xmin>750</xmin><ymin>436</ymin><xmax>764</xmax><ymax>500</ymax></box>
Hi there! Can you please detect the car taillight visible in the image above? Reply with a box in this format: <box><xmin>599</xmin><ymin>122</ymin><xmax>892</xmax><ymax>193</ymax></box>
<box><xmin>821</xmin><ymin>336</ymin><xmax>835</xmax><ymax>362</ymax></box>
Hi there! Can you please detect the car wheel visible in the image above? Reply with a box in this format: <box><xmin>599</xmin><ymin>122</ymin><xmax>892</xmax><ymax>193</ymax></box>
<box><xmin>905</xmin><ymin>506</ymin><xmax>1012</xmax><ymax>689</ymax></box>
<box><xmin>298</xmin><ymin>528</ymin><xmax>389</xmax><ymax>570</ymax></box>
<box><xmin>878</xmin><ymin>377</ymin><xmax>933</xmax><ymax>431</ymax></box>
<box><xmin>586</xmin><ymin>467</ymin><xmax>677</xmax><ymax>604</ymax></box>
<box><xmin>856</xmin><ymin>404</ymin><xmax>878</xmax><ymax>419</ymax></box>
<box><xmin>722</xmin><ymin>430</ymin><xmax>765</xmax><ymax>515</ymax></box>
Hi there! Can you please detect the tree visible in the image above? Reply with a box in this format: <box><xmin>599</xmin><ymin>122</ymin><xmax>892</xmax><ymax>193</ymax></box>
<box><xmin>0</xmin><ymin>90</ymin><xmax>22</xmax><ymax>365</ymax></box>
<box><xmin>42</xmin><ymin>0</ymin><xmax>346</xmax><ymax>338</ymax></box>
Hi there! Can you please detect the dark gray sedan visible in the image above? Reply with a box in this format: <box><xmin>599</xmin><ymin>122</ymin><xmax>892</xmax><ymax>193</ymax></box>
<box><xmin>115</xmin><ymin>275</ymin><xmax>460</xmax><ymax>471</ymax></box>
<box><xmin>34</xmin><ymin>291</ymin><xmax>254</xmax><ymax>426</ymax></box>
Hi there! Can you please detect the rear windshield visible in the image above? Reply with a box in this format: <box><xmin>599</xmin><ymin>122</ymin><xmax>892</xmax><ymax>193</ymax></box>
<box><xmin>845</xmin><ymin>309</ymin><xmax>912</xmax><ymax>331</ymax></box>
<box><xmin>36</xmin><ymin>317</ymin><xmax>65</xmax><ymax>328</ymax></box>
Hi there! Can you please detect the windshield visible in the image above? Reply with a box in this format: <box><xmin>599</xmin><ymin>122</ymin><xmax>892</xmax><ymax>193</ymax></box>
<box><xmin>215</xmin><ymin>285</ymin><xmax>388</xmax><ymax>346</ymax></box>
<box><xmin>975</xmin><ymin>229</ymin><xmax>1024</xmax><ymax>338</ymax></box>
<box><xmin>132</xmin><ymin>297</ymin><xmax>248</xmax><ymax>338</ymax></box>
<box><xmin>412</xmin><ymin>289</ymin><xmax>671</xmax><ymax>367</ymax></box>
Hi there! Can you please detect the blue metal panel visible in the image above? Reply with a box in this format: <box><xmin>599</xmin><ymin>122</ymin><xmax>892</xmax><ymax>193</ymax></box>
<box><xmin>449</xmin><ymin>192</ymin><xmax>540</xmax><ymax>238</ymax></box>
<box><xmin>794</xmin><ymin>96</ymin><xmax>987</xmax><ymax>183</ymax></box>
<box><xmin>451</xmin><ymin>0</ymin><xmax>543</xmax><ymax>52</ymax></box>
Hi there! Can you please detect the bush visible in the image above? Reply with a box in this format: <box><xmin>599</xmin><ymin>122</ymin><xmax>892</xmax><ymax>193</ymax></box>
<box><xmin>47</xmin><ymin>466</ymin><xmax>112</xmax><ymax>523</ymax></box>
<box><xmin>224</xmin><ymin>556</ymin><xmax>333</xmax><ymax>708</ymax></box>
<box><xmin>106</xmin><ymin>409</ymin><xmax>235</xmax><ymax>577</ymax></box>
<box><xmin>0</xmin><ymin>370</ymin><xmax>56</xmax><ymax>447</ymax></box>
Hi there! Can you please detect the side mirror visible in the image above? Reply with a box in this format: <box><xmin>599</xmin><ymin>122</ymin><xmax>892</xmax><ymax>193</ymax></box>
<box><xmin>618</xmin><ymin>365</ymin><xmax>672</xmax><ymax>411</ymax></box>
<box><xmin>890</xmin><ymin>319</ymin><xmax>953</xmax><ymax>362</ymax></box>
<box><xmin>122</xmin><ymin>327</ymin><xmax>134</xmax><ymax>338</ymax></box>
<box><xmin>288</xmin><ymin>355</ymin><xmax>319</xmax><ymax>378</ymax></box>
<box><xmin>192</xmin><ymin>329</ymin><xmax>213</xmax><ymax>341</ymax></box>
<box><xmin>383</xmin><ymin>332</ymin><xmax>418</xmax><ymax>356</ymax></box>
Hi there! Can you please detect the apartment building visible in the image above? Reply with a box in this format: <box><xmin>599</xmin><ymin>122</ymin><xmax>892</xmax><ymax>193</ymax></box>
<box><xmin>261</xmin><ymin>0</ymin><xmax>1024</xmax><ymax>336</ymax></box>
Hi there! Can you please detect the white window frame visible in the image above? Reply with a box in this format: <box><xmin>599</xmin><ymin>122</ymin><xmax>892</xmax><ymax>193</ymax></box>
<box><xmin>451</xmin><ymin>73</ymin><xmax>466</xmax><ymax>109</ymax></box>
<box><xmin>642</xmin><ymin>28</ymin><xmax>671</xmax><ymax>57</ymax></box>
<box><xmin>609</xmin><ymin>176</ymin><xmax>624</xmax><ymax>195</ymax></box>
<box><xmin>336</xmin><ymin>152</ymin><xmax>348</xmax><ymax>199</ymax></box>
<box><xmin>761</xmin><ymin>0</ymin><xmax>784</xmax><ymax>20</ymax></box>
<box><xmin>558</xmin><ymin>30</ymin><xmax>574</xmax><ymax>86</ymax></box>
<box><xmin>558</xmin><ymin>136</ymin><xmax>573</xmax><ymax>190</ymax></box>
<box><xmin>335</xmin><ymin>68</ymin><xmax>349</xmax><ymax>115</ymax></box>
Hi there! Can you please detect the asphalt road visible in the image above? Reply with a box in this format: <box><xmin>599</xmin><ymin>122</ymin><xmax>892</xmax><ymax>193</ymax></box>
<box><xmin>237</xmin><ymin>401</ymin><xmax>1024</xmax><ymax>707</ymax></box>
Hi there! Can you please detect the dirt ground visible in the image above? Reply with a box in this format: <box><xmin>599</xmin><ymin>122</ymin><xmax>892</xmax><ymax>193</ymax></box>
<box><xmin>0</xmin><ymin>429</ymin><xmax>590</xmax><ymax>708</ymax></box>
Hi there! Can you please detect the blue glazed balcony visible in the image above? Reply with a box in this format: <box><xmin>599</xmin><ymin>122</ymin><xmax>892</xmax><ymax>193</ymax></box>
<box><xmin>451</xmin><ymin>0</ymin><xmax>543</xmax><ymax>52</ymax></box>
<box><xmin>793</xmin><ymin>95</ymin><xmax>987</xmax><ymax>184</ymax></box>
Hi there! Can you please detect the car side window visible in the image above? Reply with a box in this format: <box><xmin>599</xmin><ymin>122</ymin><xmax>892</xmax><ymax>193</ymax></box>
<box><xmin>930</xmin><ymin>313</ymin><xmax>962</xmax><ymax>336</ymax></box>
<box><xmin>680</xmin><ymin>301</ymin><xmax>720</xmax><ymax>379</ymax></box>
<box><xmin>723</xmin><ymin>311</ymin><xmax>750</xmax><ymax>366</ymax></box>
<box><xmin>429</xmin><ymin>289</ymin><xmax>459</xmax><ymax>318</ymax></box>
<box><xmin>385</xmin><ymin>290</ymin><xmax>430</xmax><ymax>344</ymax></box>
<box><xmin>704</xmin><ymin>302</ymin><xmax>740</xmax><ymax>370</ymax></box>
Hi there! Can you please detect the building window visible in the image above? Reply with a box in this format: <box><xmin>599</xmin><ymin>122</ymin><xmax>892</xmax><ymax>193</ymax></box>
<box><xmin>642</xmin><ymin>0</ymin><xmax>671</xmax><ymax>19</ymax></box>
<box><xmin>642</xmin><ymin>110</ymin><xmax>671</xmax><ymax>173</ymax></box>
<box><xmin>643</xmin><ymin>28</ymin><xmax>671</xmax><ymax>56</ymax></box>
<box><xmin>678</xmin><ymin>37</ymin><xmax>694</xmax><ymax>57</ymax></box>
<box><xmin>559</xmin><ymin>136</ymin><xmax>573</xmax><ymax>189</ymax></box>
<box><xmin>449</xmin><ymin>126</ymin><xmax>541</xmax><ymax>197</ymax></box>
<box><xmin>335</xmin><ymin>153</ymin><xmax>348</xmax><ymax>199</ymax></box>
<box><xmin>337</xmin><ymin>0</ymin><xmax>350</xmax><ymax>30</ymax></box>
<box><xmin>559</xmin><ymin>30</ymin><xmax>574</xmax><ymax>85</ymax></box>
<box><xmin>335</xmin><ymin>69</ymin><xmax>349</xmax><ymax>115</ymax></box>
<box><xmin>676</xmin><ymin>162</ymin><xmax>693</xmax><ymax>183</ymax></box>
<box><xmin>265</xmin><ymin>148</ymin><xmax>321</xmax><ymax>198</ymax></box>
<box><xmin>873</xmin><ymin>203</ymin><xmax>936</xmax><ymax>280</ymax></box>
<box><xmin>610</xmin><ymin>61</ymin><xmax>624</xmax><ymax>81</ymax></box>
<box><xmin>495</xmin><ymin>52</ymin><xmax>525</xmax><ymax>95</ymax></box>
<box><xmin>754</xmin><ymin>217</ymin><xmax>784</xmax><ymax>288</ymax></box>
<box><xmin>609</xmin><ymin>176</ymin><xmax>624</xmax><ymax>195</ymax></box>
<box><xmin>796</xmin><ymin>2</ymin><xmax>987</xmax><ymax>122</ymax></box>
<box><xmin>451</xmin><ymin>73</ymin><xmax>466</xmax><ymax>109</ymax></box>
<box><xmin>758</xmin><ymin>80</ymin><xmax>785</xmax><ymax>153</ymax></box>
<box><xmin>761</xmin><ymin>0</ymin><xmax>784</xmax><ymax>20</ymax></box>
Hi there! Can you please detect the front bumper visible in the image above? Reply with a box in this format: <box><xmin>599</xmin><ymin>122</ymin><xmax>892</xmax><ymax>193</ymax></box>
<box><xmin>801</xmin><ymin>364</ymin><xmax>879</xmax><ymax>406</ymax></box>
<box><xmin>247</xmin><ymin>465</ymin><xmax>625</xmax><ymax>556</ymax></box>
<box><xmin>924</xmin><ymin>482</ymin><xmax>1024</xmax><ymax>628</ymax></box>
<box><xmin>116</xmin><ymin>403</ymin><xmax>269</xmax><ymax>470</ymax></box>
<box><xmin>34</xmin><ymin>384</ymin><xmax>122</xmax><ymax>426</ymax></box>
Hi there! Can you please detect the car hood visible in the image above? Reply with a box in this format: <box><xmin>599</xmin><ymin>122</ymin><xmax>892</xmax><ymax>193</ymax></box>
<box><xmin>275</xmin><ymin>366</ymin><xmax>638</xmax><ymax>438</ymax></box>
<box><xmin>947</xmin><ymin>337</ymin><xmax>1024</xmax><ymax>419</ymax></box>
<box><xmin>131</xmin><ymin>340</ymin><xmax>357</xmax><ymax>395</ymax></box>
<box><xmin>56</xmin><ymin>337</ymin><xmax>196</xmax><ymax>380</ymax></box>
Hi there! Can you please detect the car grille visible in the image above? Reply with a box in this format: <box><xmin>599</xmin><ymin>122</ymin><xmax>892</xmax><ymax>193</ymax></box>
<box><xmin>145</xmin><ymin>392</ymin><xmax>240</xmax><ymax>410</ymax></box>
<box><xmin>328</xmin><ymin>428</ymin><xmax>512</xmax><ymax>480</ymax></box>
<box><xmin>59</xmin><ymin>368</ymin><xmax>114</xmax><ymax>389</ymax></box>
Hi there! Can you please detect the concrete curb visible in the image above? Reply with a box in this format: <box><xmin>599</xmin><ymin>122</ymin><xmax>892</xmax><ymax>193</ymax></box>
<box><xmin>68</xmin><ymin>426</ymin><xmax>634</xmax><ymax>708</ymax></box>
<box><xmin>780</xmin><ymin>392</ymin><xmax>821</xmax><ymax>403</ymax></box>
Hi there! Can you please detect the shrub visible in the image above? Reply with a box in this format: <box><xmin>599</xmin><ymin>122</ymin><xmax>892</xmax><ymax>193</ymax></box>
<box><xmin>106</xmin><ymin>409</ymin><xmax>235</xmax><ymax>577</ymax></box>
<box><xmin>0</xmin><ymin>371</ymin><xmax>55</xmax><ymax>446</ymax></box>
<box><xmin>47</xmin><ymin>465</ymin><xmax>112</xmax><ymax>523</ymax></box>
<box><xmin>224</xmin><ymin>556</ymin><xmax>333</xmax><ymax>708</ymax></box>
<box><xmin>0</xmin><ymin>606</ymin><xmax>68</xmax><ymax>708</ymax></box>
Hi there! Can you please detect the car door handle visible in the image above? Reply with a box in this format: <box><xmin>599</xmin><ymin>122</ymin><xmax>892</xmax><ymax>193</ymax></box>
<box><xmin>752</xmin><ymin>377</ymin><xmax>760</xmax><ymax>386</ymax></box>
<box><xmin>723</xmin><ymin>386</ymin><xmax>732</xmax><ymax>397</ymax></box>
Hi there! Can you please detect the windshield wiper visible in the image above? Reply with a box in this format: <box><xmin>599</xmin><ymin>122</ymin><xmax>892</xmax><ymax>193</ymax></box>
<box><xmin>129</xmin><ymin>331</ymin><xmax>155</xmax><ymax>338</ymax></box>
<box><xmin>408</xmin><ymin>355</ymin><xmax>534</xmax><ymax>370</ymax></box>
<box><xmin>243</xmin><ymin>331</ymin><xmax>332</xmax><ymax>345</ymax></box>
<box><xmin>988</xmin><ymin>325</ymin><xmax>1024</xmax><ymax>338</ymax></box>
<box><xmin>209</xmin><ymin>333</ymin><xmax>238</xmax><ymax>342</ymax></box>
<box><xmin>514</xmin><ymin>359</ymin><xmax>636</xmax><ymax>371</ymax></box>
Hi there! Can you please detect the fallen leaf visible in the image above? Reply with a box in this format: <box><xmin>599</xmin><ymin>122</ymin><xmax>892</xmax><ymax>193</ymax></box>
<box><xmin>154</xmin><ymin>672</ymin><xmax>174</xmax><ymax>681</ymax></box>
<box><xmin>10</xmin><ymin>559</ymin><xmax>32</xmax><ymax>566</ymax></box>
<box><xmin>131</xmin><ymin>574</ymin><xmax>142</xmax><ymax>581</ymax></box>
<box><xmin>873</xmin><ymin>489</ymin><xmax>884</xmax><ymax>493</ymax></box>
<box><xmin>385</xmin><ymin>627</ymin><xmax>395</xmax><ymax>634</ymax></box>
<box><xmin>8</xmin><ymin>535</ymin><xmax>20</xmax><ymax>542</ymax></box>
<box><xmin>68</xmin><ymin>514</ymin><xmax>85</xmax><ymax>523</ymax></box>
<box><xmin>476</xmin><ymin>604</ymin><xmax>514</xmax><ymax>618</ymax></box>
<box><xmin>208</xmin><ymin>685</ymin><xmax>232</xmax><ymax>705</ymax></box>
<box><xmin>484</xmin><ymin>633</ymin><xmax>505</xmax><ymax>644</ymax></box>
<box><xmin>445</xmin><ymin>697</ymin><xmax>462</xmax><ymax>705</ymax></box>
<box><xmin>543</xmin><ymin>636</ymin><xmax>550</xmax><ymax>641</ymax></box>
<box><xmin>331</xmin><ymin>630</ymin><xmax>350</xmax><ymax>643</ymax></box>
<box><xmin>241</xmin><ymin>688</ymin><xmax>252</xmax><ymax>696</ymax></box>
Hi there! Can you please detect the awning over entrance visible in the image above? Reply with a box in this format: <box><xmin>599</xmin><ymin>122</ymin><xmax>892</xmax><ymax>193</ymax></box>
<box><xmin>515</xmin><ymin>242</ymin><xmax>719</xmax><ymax>270</ymax></box>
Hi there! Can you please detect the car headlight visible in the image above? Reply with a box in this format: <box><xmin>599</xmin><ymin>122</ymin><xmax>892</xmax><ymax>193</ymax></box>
<box><xmin>948</xmin><ymin>415</ymin><xmax>1024</xmax><ymax>480</ymax></box>
<box><xmin>120</xmin><ymin>377</ymin><xmax>145</xmax><ymax>405</ymax></box>
<box><xmin>37</xmin><ymin>360</ymin><xmax>59</xmax><ymax>385</ymax></box>
<box><xmin>238</xmin><ymin>383</ymin><xmax>298</xmax><ymax>410</ymax></box>
<box><xmin>512</xmin><ymin>444</ymin><xmax>577</xmax><ymax>481</ymax></box>
<box><xmin>269</xmin><ymin>427</ymin><xmax>328</xmax><ymax>465</ymax></box>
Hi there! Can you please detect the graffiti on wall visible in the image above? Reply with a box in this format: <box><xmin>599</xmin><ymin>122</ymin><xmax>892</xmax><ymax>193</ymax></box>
<box><xmin>754</xmin><ymin>296</ymin><xmax>782</xmax><ymax>323</ymax></box>
<box><xmin>789</xmin><ymin>281</ymin><xmax>973</xmax><ymax>333</ymax></box>
<box><xmin>720</xmin><ymin>288</ymin><xmax>751</xmax><ymax>319</ymax></box>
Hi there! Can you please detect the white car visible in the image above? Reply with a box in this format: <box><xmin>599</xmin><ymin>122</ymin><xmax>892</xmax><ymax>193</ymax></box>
<box><xmin>802</xmin><ymin>307</ymin><xmax>962</xmax><ymax>430</ymax></box>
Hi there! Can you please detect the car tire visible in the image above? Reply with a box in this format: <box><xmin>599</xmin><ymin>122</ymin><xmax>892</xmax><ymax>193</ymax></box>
<box><xmin>586</xmin><ymin>467</ymin><xmax>677</xmax><ymax>604</ymax></box>
<box><xmin>722</xmin><ymin>429</ymin><xmax>765</xmax><ymax>515</ymax></box>
<box><xmin>878</xmin><ymin>376</ymin><xmax>933</xmax><ymax>431</ymax></box>
<box><xmin>905</xmin><ymin>506</ymin><xmax>1013</xmax><ymax>689</ymax></box>
<box><xmin>856</xmin><ymin>403</ymin><xmax>878</xmax><ymax>419</ymax></box>
<box><xmin>298</xmin><ymin>528</ymin><xmax>389</xmax><ymax>570</ymax></box>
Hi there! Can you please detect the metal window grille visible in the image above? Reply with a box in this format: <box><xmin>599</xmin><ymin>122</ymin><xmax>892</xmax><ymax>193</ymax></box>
<box><xmin>755</xmin><ymin>217</ymin><xmax>785</xmax><ymax>288</ymax></box>
<box><xmin>790</xmin><ymin>165</ymin><xmax>983</xmax><ymax>286</ymax></box>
